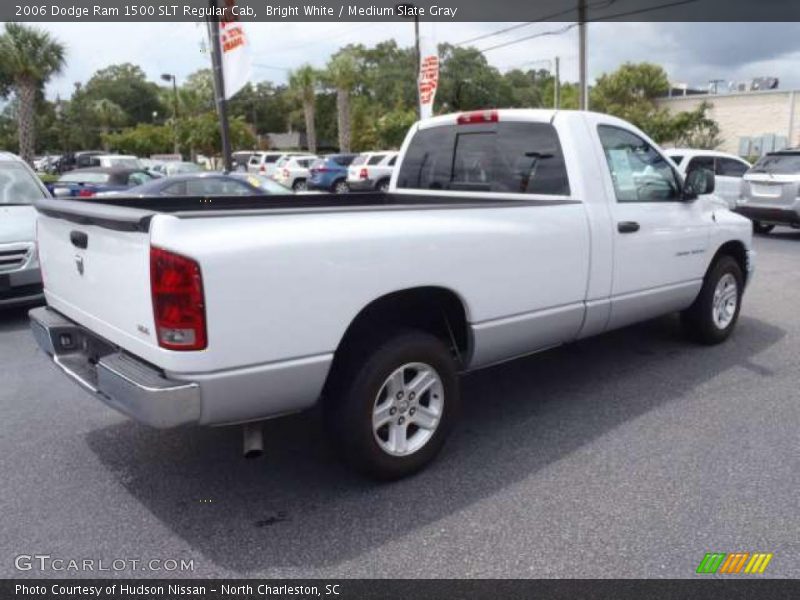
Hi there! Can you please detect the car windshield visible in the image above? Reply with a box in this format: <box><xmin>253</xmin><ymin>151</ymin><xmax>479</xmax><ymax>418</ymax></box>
<box><xmin>0</xmin><ymin>162</ymin><xmax>47</xmax><ymax>205</ymax></box>
<box><xmin>58</xmin><ymin>171</ymin><xmax>110</xmax><ymax>183</ymax></box>
<box><xmin>235</xmin><ymin>174</ymin><xmax>291</xmax><ymax>194</ymax></box>
<box><xmin>750</xmin><ymin>153</ymin><xmax>800</xmax><ymax>174</ymax></box>
<box><xmin>105</xmin><ymin>157</ymin><xmax>141</xmax><ymax>168</ymax></box>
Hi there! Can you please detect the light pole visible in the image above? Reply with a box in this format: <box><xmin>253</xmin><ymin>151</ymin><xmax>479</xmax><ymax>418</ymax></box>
<box><xmin>396</xmin><ymin>2</ymin><xmax>421</xmax><ymax>118</ymax></box>
<box><xmin>161</xmin><ymin>73</ymin><xmax>180</xmax><ymax>155</ymax></box>
<box><xmin>578</xmin><ymin>0</ymin><xmax>588</xmax><ymax>110</ymax></box>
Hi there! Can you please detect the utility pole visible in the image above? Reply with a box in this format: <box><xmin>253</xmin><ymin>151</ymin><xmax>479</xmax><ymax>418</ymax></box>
<box><xmin>578</xmin><ymin>0</ymin><xmax>588</xmax><ymax>110</ymax></box>
<box><xmin>554</xmin><ymin>56</ymin><xmax>561</xmax><ymax>109</ymax></box>
<box><xmin>207</xmin><ymin>1</ymin><xmax>233</xmax><ymax>172</ymax></box>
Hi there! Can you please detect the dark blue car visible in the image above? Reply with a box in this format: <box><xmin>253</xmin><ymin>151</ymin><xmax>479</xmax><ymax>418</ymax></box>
<box><xmin>49</xmin><ymin>167</ymin><xmax>154</xmax><ymax>198</ymax></box>
<box><xmin>307</xmin><ymin>154</ymin><xmax>358</xmax><ymax>193</ymax></box>
<box><xmin>104</xmin><ymin>172</ymin><xmax>294</xmax><ymax>197</ymax></box>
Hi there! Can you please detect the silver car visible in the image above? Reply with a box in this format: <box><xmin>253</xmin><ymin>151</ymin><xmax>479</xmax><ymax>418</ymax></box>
<box><xmin>0</xmin><ymin>152</ymin><xmax>49</xmax><ymax>308</ymax></box>
<box><xmin>736</xmin><ymin>150</ymin><xmax>800</xmax><ymax>233</ymax></box>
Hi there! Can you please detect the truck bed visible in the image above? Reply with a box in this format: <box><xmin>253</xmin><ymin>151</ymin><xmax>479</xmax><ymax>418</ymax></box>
<box><xmin>35</xmin><ymin>192</ymin><xmax>556</xmax><ymax>232</ymax></box>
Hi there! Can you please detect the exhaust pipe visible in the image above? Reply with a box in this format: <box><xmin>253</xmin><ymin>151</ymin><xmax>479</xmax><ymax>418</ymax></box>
<box><xmin>242</xmin><ymin>422</ymin><xmax>263</xmax><ymax>459</ymax></box>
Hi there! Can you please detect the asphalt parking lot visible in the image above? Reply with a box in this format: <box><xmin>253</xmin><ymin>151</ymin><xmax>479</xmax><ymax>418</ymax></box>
<box><xmin>1</xmin><ymin>232</ymin><xmax>798</xmax><ymax>579</ymax></box>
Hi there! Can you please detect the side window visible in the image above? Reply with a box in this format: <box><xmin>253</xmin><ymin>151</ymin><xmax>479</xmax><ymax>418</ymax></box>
<box><xmin>397</xmin><ymin>122</ymin><xmax>570</xmax><ymax>195</ymax></box>
<box><xmin>127</xmin><ymin>172</ymin><xmax>152</xmax><ymax>186</ymax></box>
<box><xmin>162</xmin><ymin>182</ymin><xmax>186</xmax><ymax>196</ymax></box>
<box><xmin>186</xmin><ymin>178</ymin><xmax>251</xmax><ymax>196</ymax></box>
<box><xmin>368</xmin><ymin>154</ymin><xmax>386</xmax><ymax>165</ymax></box>
<box><xmin>717</xmin><ymin>158</ymin><xmax>748</xmax><ymax>177</ymax></box>
<box><xmin>686</xmin><ymin>155</ymin><xmax>715</xmax><ymax>174</ymax></box>
<box><xmin>597</xmin><ymin>125</ymin><xmax>681</xmax><ymax>203</ymax></box>
<box><xmin>388</xmin><ymin>155</ymin><xmax>398</xmax><ymax>166</ymax></box>
<box><xmin>669</xmin><ymin>155</ymin><xmax>684</xmax><ymax>165</ymax></box>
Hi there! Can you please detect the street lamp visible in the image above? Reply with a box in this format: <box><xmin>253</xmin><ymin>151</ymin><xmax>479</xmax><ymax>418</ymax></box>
<box><xmin>161</xmin><ymin>73</ymin><xmax>180</xmax><ymax>155</ymax></box>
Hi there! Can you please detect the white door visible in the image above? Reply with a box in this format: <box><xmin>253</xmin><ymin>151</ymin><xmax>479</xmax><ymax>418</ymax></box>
<box><xmin>597</xmin><ymin>125</ymin><xmax>713</xmax><ymax>330</ymax></box>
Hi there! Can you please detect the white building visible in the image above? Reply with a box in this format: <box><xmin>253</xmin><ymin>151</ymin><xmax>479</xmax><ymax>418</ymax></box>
<box><xmin>656</xmin><ymin>89</ymin><xmax>800</xmax><ymax>157</ymax></box>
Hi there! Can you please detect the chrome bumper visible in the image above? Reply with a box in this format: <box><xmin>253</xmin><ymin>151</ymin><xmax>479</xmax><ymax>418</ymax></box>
<box><xmin>29</xmin><ymin>306</ymin><xmax>201</xmax><ymax>428</ymax></box>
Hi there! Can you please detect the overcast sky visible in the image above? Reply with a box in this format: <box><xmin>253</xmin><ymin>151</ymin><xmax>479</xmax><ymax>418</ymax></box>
<box><xmin>32</xmin><ymin>21</ymin><xmax>800</xmax><ymax>99</ymax></box>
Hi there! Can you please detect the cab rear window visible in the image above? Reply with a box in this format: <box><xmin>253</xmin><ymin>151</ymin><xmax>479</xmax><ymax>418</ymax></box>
<box><xmin>396</xmin><ymin>121</ymin><xmax>570</xmax><ymax>196</ymax></box>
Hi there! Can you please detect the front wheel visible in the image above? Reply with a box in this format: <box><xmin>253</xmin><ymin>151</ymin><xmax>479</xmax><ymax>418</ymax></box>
<box><xmin>753</xmin><ymin>221</ymin><xmax>775</xmax><ymax>235</ymax></box>
<box><xmin>333</xmin><ymin>179</ymin><xmax>349</xmax><ymax>194</ymax></box>
<box><xmin>681</xmin><ymin>255</ymin><xmax>743</xmax><ymax>345</ymax></box>
<box><xmin>325</xmin><ymin>331</ymin><xmax>459</xmax><ymax>480</ymax></box>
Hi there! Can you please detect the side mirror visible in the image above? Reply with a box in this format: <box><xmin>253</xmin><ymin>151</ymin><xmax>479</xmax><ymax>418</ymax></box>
<box><xmin>683</xmin><ymin>167</ymin><xmax>715</xmax><ymax>200</ymax></box>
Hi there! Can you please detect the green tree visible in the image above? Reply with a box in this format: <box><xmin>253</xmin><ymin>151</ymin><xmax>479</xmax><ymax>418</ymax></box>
<box><xmin>0</xmin><ymin>23</ymin><xmax>65</xmax><ymax>164</ymax></box>
<box><xmin>324</xmin><ymin>49</ymin><xmax>361</xmax><ymax>152</ymax></box>
<box><xmin>81</xmin><ymin>63</ymin><xmax>163</xmax><ymax>125</ymax></box>
<box><xmin>103</xmin><ymin>123</ymin><xmax>174</xmax><ymax>156</ymax></box>
<box><xmin>670</xmin><ymin>102</ymin><xmax>723</xmax><ymax>149</ymax></box>
<box><xmin>437</xmin><ymin>43</ymin><xmax>504</xmax><ymax>112</ymax></box>
<box><xmin>92</xmin><ymin>99</ymin><xmax>126</xmax><ymax>150</ymax></box>
<box><xmin>288</xmin><ymin>64</ymin><xmax>319</xmax><ymax>154</ymax></box>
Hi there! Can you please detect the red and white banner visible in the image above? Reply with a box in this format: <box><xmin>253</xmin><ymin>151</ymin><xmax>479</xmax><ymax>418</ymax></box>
<box><xmin>417</xmin><ymin>23</ymin><xmax>438</xmax><ymax>119</ymax></box>
<box><xmin>218</xmin><ymin>2</ymin><xmax>251</xmax><ymax>99</ymax></box>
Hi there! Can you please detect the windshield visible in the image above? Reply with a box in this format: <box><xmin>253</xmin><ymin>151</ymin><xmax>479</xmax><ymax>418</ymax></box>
<box><xmin>236</xmin><ymin>174</ymin><xmax>291</xmax><ymax>194</ymax></box>
<box><xmin>105</xmin><ymin>157</ymin><xmax>141</xmax><ymax>168</ymax></box>
<box><xmin>0</xmin><ymin>162</ymin><xmax>47</xmax><ymax>205</ymax></box>
<box><xmin>750</xmin><ymin>153</ymin><xmax>800</xmax><ymax>174</ymax></box>
<box><xmin>59</xmin><ymin>171</ymin><xmax>110</xmax><ymax>183</ymax></box>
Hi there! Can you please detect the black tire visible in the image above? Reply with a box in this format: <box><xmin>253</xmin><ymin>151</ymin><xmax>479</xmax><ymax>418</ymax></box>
<box><xmin>332</xmin><ymin>179</ymin><xmax>349</xmax><ymax>194</ymax></box>
<box><xmin>376</xmin><ymin>179</ymin><xmax>390</xmax><ymax>193</ymax></box>
<box><xmin>325</xmin><ymin>330</ymin><xmax>459</xmax><ymax>480</ymax></box>
<box><xmin>681</xmin><ymin>255</ymin><xmax>744</xmax><ymax>345</ymax></box>
<box><xmin>752</xmin><ymin>221</ymin><xmax>775</xmax><ymax>235</ymax></box>
<box><xmin>292</xmin><ymin>179</ymin><xmax>307</xmax><ymax>192</ymax></box>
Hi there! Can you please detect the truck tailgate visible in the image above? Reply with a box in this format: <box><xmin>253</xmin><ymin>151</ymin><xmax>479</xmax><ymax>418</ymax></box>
<box><xmin>36</xmin><ymin>199</ymin><xmax>161</xmax><ymax>362</ymax></box>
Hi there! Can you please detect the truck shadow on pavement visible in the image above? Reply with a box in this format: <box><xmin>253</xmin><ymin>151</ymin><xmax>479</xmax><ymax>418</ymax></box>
<box><xmin>85</xmin><ymin>314</ymin><xmax>784</xmax><ymax>574</ymax></box>
<box><xmin>0</xmin><ymin>306</ymin><xmax>36</xmax><ymax>334</ymax></box>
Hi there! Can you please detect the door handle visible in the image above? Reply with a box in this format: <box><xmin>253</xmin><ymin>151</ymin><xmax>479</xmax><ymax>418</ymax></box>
<box><xmin>617</xmin><ymin>221</ymin><xmax>640</xmax><ymax>234</ymax></box>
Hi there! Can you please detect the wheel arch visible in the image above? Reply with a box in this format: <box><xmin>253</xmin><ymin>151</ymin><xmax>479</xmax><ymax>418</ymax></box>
<box><xmin>708</xmin><ymin>239</ymin><xmax>748</xmax><ymax>280</ymax></box>
<box><xmin>324</xmin><ymin>287</ymin><xmax>472</xmax><ymax>395</ymax></box>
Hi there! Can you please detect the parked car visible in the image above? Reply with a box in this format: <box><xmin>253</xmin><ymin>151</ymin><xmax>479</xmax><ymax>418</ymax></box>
<box><xmin>272</xmin><ymin>155</ymin><xmax>317</xmax><ymax>191</ymax></box>
<box><xmin>49</xmin><ymin>167</ymin><xmax>154</xmax><ymax>198</ymax></box>
<box><xmin>95</xmin><ymin>155</ymin><xmax>142</xmax><ymax>169</ymax></box>
<box><xmin>247</xmin><ymin>152</ymin><xmax>305</xmax><ymax>177</ymax></box>
<box><xmin>735</xmin><ymin>149</ymin><xmax>800</xmax><ymax>233</ymax></box>
<box><xmin>347</xmin><ymin>151</ymin><xmax>399</xmax><ymax>191</ymax></box>
<box><xmin>232</xmin><ymin>151</ymin><xmax>258</xmax><ymax>172</ymax></box>
<box><xmin>103</xmin><ymin>172</ymin><xmax>267</xmax><ymax>197</ymax></box>
<box><xmin>665</xmin><ymin>149</ymin><xmax>750</xmax><ymax>209</ymax></box>
<box><xmin>30</xmin><ymin>109</ymin><xmax>753</xmax><ymax>480</ymax></box>
<box><xmin>154</xmin><ymin>161</ymin><xmax>204</xmax><ymax>177</ymax></box>
<box><xmin>0</xmin><ymin>152</ymin><xmax>49</xmax><ymax>308</ymax></box>
<box><xmin>229</xmin><ymin>173</ymin><xmax>295</xmax><ymax>194</ymax></box>
<box><xmin>308</xmin><ymin>154</ymin><xmax>359</xmax><ymax>193</ymax></box>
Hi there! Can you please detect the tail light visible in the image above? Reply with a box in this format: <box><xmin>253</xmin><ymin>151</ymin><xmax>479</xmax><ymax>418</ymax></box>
<box><xmin>259</xmin><ymin>164</ymin><xmax>266</xmax><ymax>173</ymax></box>
<box><xmin>457</xmin><ymin>110</ymin><xmax>499</xmax><ymax>125</ymax></box>
<box><xmin>283</xmin><ymin>168</ymin><xmax>289</xmax><ymax>179</ymax></box>
<box><xmin>359</xmin><ymin>167</ymin><xmax>368</xmax><ymax>179</ymax></box>
<box><xmin>150</xmin><ymin>246</ymin><xmax>207</xmax><ymax>351</ymax></box>
<box><xmin>78</xmin><ymin>188</ymin><xmax>95</xmax><ymax>197</ymax></box>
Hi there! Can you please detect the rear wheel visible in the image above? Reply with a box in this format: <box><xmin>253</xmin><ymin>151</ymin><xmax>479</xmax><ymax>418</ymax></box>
<box><xmin>681</xmin><ymin>255</ymin><xmax>743</xmax><ymax>345</ymax></box>
<box><xmin>333</xmin><ymin>179</ymin><xmax>349</xmax><ymax>194</ymax></box>
<box><xmin>377</xmin><ymin>179</ymin><xmax>390</xmax><ymax>193</ymax></box>
<box><xmin>292</xmin><ymin>179</ymin><xmax>307</xmax><ymax>192</ymax></box>
<box><xmin>752</xmin><ymin>221</ymin><xmax>775</xmax><ymax>234</ymax></box>
<box><xmin>325</xmin><ymin>330</ymin><xmax>459</xmax><ymax>480</ymax></box>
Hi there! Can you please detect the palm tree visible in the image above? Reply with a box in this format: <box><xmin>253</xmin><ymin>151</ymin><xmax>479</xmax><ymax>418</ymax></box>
<box><xmin>92</xmin><ymin>99</ymin><xmax>126</xmax><ymax>151</ymax></box>
<box><xmin>325</xmin><ymin>51</ymin><xmax>359</xmax><ymax>153</ymax></box>
<box><xmin>289</xmin><ymin>65</ymin><xmax>318</xmax><ymax>154</ymax></box>
<box><xmin>0</xmin><ymin>23</ymin><xmax>65</xmax><ymax>165</ymax></box>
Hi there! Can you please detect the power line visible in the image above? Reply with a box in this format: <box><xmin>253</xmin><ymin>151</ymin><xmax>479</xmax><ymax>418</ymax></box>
<box><xmin>455</xmin><ymin>0</ymin><xmax>616</xmax><ymax>47</ymax></box>
<box><xmin>476</xmin><ymin>0</ymin><xmax>698</xmax><ymax>54</ymax></box>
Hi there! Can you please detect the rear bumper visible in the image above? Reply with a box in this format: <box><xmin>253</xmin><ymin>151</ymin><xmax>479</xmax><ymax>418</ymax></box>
<box><xmin>347</xmin><ymin>179</ymin><xmax>376</xmax><ymax>191</ymax></box>
<box><xmin>734</xmin><ymin>205</ymin><xmax>800</xmax><ymax>226</ymax></box>
<box><xmin>29</xmin><ymin>306</ymin><xmax>201</xmax><ymax>428</ymax></box>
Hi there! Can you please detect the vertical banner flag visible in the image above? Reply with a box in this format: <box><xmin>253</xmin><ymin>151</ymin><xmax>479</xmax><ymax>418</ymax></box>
<box><xmin>418</xmin><ymin>22</ymin><xmax>439</xmax><ymax>119</ymax></box>
<box><xmin>218</xmin><ymin>0</ymin><xmax>252</xmax><ymax>99</ymax></box>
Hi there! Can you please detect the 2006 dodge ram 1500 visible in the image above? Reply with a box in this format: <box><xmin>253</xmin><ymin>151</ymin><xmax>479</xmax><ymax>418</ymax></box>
<box><xmin>30</xmin><ymin>110</ymin><xmax>754</xmax><ymax>479</ymax></box>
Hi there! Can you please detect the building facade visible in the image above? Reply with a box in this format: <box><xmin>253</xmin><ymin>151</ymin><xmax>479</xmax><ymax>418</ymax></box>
<box><xmin>657</xmin><ymin>89</ymin><xmax>800</xmax><ymax>157</ymax></box>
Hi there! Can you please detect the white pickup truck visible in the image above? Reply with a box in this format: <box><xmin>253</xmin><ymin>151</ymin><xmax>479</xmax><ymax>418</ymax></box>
<box><xmin>30</xmin><ymin>109</ymin><xmax>754</xmax><ymax>480</ymax></box>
